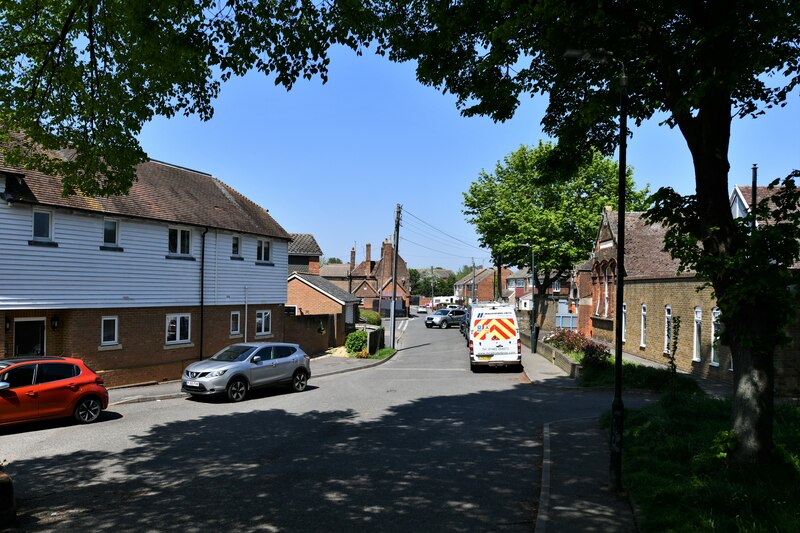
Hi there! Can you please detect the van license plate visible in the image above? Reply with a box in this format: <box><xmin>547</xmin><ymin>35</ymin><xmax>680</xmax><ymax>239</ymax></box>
<box><xmin>479</xmin><ymin>356</ymin><xmax>492</xmax><ymax>361</ymax></box>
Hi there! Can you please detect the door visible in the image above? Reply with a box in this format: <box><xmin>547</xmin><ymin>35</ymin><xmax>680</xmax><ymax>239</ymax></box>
<box><xmin>36</xmin><ymin>363</ymin><xmax>80</xmax><ymax>418</ymax></box>
<box><xmin>270</xmin><ymin>345</ymin><xmax>298</xmax><ymax>382</ymax></box>
<box><xmin>248</xmin><ymin>346</ymin><xmax>277</xmax><ymax>387</ymax></box>
<box><xmin>0</xmin><ymin>364</ymin><xmax>39</xmax><ymax>424</ymax></box>
<box><xmin>15</xmin><ymin>320</ymin><xmax>46</xmax><ymax>356</ymax></box>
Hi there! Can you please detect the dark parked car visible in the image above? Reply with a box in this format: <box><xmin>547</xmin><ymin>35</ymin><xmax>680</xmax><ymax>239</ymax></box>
<box><xmin>182</xmin><ymin>342</ymin><xmax>311</xmax><ymax>402</ymax></box>
<box><xmin>0</xmin><ymin>356</ymin><xmax>109</xmax><ymax>426</ymax></box>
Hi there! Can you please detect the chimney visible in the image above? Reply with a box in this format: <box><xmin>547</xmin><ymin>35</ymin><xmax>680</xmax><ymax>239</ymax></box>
<box><xmin>366</xmin><ymin>243</ymin><xmax>372</xmax><ymax>276</ymax></box>
<box><xmin>350</xmin><ymin>247</ymin><xmax>356</xmax><ymax>270</ymax></box>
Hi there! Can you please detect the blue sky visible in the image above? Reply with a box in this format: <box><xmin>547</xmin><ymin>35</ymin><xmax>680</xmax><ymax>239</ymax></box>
<box><xmin>138</xmin><ymin>48</ymin><xmax>799</xmax><ymax>272</ymax></box>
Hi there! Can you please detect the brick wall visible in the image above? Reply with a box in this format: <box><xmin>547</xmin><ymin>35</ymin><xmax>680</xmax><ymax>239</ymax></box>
<box><xmin>288</xmin><ymin>278</ymin><xmax>344</xmax><ymax>316</ymax></box>
<box><xmin>284</xmin><ymin>314</ymin><xmax>340</xmax><ymax>355</ymax></box>
<box><xmin>2</xmin><ymin>304</ymin><xmax>284</xmax><ymax>387</ymax></box>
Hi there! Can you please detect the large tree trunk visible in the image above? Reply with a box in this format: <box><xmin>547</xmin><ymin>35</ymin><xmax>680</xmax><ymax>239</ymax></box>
<box><xmin>679</xmin><ymin>93</ymin><xmax>775</xmax><ymax>463</ymax></box>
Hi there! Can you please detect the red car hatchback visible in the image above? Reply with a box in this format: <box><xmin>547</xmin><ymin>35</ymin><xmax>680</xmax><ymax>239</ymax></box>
<box><xmin>0</xmin><ymin>356</ymin><xmax>109</xmax><ymax>426</ymax></box>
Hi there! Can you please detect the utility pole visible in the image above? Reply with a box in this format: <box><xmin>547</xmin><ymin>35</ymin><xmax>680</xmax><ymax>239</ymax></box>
<box><xmin>390</xmin><ymin>203</ymin><xmax>402</xmax><ymax>348</ymax></box>
<box><xmin>471</xmin><ymin>259</ymin><xmax>476</xmax><ymax>304</ymax></box>
<box><xmin>752</xmin><ymin>164</ymin><xmax>758</xmax><ymax>230</ymax></box>
<box><xmin>430</xmin><ymin>266</ymin><xmax>435</xmax><ymax>307</ymax></box>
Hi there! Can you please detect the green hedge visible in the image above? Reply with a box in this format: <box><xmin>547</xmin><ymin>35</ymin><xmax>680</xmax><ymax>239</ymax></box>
<box><xmin>345</xmin><ymin>330</ymin><xmax>368</xmax><ymax>354</ymax></box>
<box><xmin>360</xmin><ymin>309</ymin><xmax>381</xmax><ymax>325</ymax></box>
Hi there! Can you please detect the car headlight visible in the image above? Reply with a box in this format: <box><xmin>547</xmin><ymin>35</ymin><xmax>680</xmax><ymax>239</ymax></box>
<box><xmin>209</xmin><ymin>369</ymin><xmax>228</xmax><ymax>377</ymax></box>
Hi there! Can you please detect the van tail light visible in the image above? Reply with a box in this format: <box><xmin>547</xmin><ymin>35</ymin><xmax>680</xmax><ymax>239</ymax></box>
<box><xmin>517</xmin><ymin>339</ymin><xmax>522</xmax><ymax>354</ymax></box>
<box><xmin>469</xmin><ymin>340</ymin><xmax>473</xmax><ymax>355</ymax></box>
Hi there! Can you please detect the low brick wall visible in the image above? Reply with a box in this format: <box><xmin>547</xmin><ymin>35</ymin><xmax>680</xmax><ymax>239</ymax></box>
<box><xmin>535</xmin><ymin>341</ymin><xmax>582</xmax><ymax>378</ymax></box>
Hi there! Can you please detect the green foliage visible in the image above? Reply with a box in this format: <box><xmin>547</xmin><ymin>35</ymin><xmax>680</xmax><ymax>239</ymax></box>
<box><xmin>409</xmin><ymin>268</ymin><xmax>457</xmax><ymax>297</ymax></box>
<box><xmin>579</xmin><ymin>360</ymin><xmax>703</xmax><ymax>394</ymax></box>
<box><xmin>373</xmin><ymin>347</ymin><xmax>396</xmax><ymax>360</ymax></box>
<box><xmin>625</xmin><ymin>396</ymin><xmax>800</xmax><ymax>531</ymax></box>
<box><xmin>359</xmin><ymin>310</ymin><xmax>381</xmax><ymax>326</ymax></box>
<box><xmin>463</xmin><ymin>142</ymin><xmax>649</xmax><ymax>292</ymax></box>
<box><xmin>543</xmin><ymin>328</ymin><xmax>611</xmax><ymax>369</ymax></box>
<box><xmin>345</xmin><ymin>330</ymin><xmax>368</xmax><ymax>354</ymax></box>
<box><xmin>324</xmin><ymin>257</ymin><xmax>343</xmax><ymax>264</ymax></box>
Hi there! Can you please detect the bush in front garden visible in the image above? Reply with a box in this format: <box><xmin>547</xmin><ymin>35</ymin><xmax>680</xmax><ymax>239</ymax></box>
<box><xmin>345</xmin><ymin>330</ymin><xmax>368</xmax><ymax>354</ymax></box>
<box><xmin>360</xmin><ymin>310</ymin><xmax>381</xmax><ymax>325</ymax></box>
<box><xmin>582</xmin><ymin>341</ymin><xmax>611</xmax><ymax>368</ymax></box>
<box><xmin>543</xmin><ymin>328</ymin><xmax>589</xmax><ymax>353</ymax></box>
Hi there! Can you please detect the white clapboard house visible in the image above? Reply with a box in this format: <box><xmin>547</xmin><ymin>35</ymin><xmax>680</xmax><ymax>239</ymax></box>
<box><xmin>0</xmin><ymin>158</ymin><xmax>290</xmax><ymax>386</ymax></box>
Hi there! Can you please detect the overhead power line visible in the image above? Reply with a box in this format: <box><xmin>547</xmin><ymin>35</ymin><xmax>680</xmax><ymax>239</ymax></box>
<box><xmin>401</xmin><ymin>207</ymin><xmax>484</xmax><ymax>252</ymax></box>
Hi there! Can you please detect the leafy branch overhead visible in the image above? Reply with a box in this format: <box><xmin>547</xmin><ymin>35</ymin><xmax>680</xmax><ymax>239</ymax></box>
<box><xmin>463</xmin><ymin>142</ymin><xmax>649</xmax><ymax>291</ymax></box>
<box><xmin>0</xmin><ymin>0</ymin><xmax>363</xmax><ymax>196</ymax></box>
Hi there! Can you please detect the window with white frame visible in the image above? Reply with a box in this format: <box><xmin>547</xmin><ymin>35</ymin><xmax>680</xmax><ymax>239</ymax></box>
<box><xmin>104</xmin><ymin>219</ymin><xmax>119</xmax><ymax>246</ymax></box>
<box><xmin>603</xmin><ymin>268</ymin><xmax>610</xmax><ymax>317</ymax></box>
<box><xmin>711</xmin><ymin>307</ymin><xmax>721</xmax><ymax>366</ymax></box>
<box><xmin>664</xmin><ymin>305</ymin><xmax>673</xmax><ymax>354</ymax></box>
<box><xmin>255</xmin><ymin>310</ymin><xmax>271</xmax><ymax>336</ymax></box>
<box><xmin>641</xmin><ymin>304</ymin><xmax>647</xmax><ymax>347</ymax></box>
<box><xmin>552</xmin><ymin>279</ymin><xmax>561</xmax><ymax>292</ymax></box>
<box><xmin>622</xmin><ymin>302</ymin><xmax>627</xmax><ymax>343</ymax></box>
<box><xmin>101</xmin><ymin>316</ymin><xmax>118</xmax><ymax>345</ymax></box>
<box><xmin>230</xmin><ymin>311</ymin><xmax>241</xmax><ymax>335</ymax></box>
<box><xmin>231</xmin><ymin>235</ymin><xmax>241</xmax><ymax>257</ymax></box>
<box><xmin>168</xmin><ymin>227</ymin><xmax>192</xmax><ymax>255</ymax></box>
<box><xmin>166</xmin><ymin>314</ymin><xmax>191</xmax><ymax>344</ymax></box>
<box><xmin>32</xmin><ymin>209</ymin><xmax>53</xmax><ymax>241</ymax></box>
<box><xmin>257</xmin><ymin>239</ymin><xmax>271</xmax><ymax>262</ymax></box>
<box><xmin>693</xmin><ymin>307</ymin><xmax>702</xmax><ymax>362</ymax></box>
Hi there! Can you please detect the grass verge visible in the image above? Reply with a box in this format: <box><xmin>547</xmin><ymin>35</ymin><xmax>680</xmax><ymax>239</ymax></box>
<box><xmin>580</xmin><ymin>360</ymin><xmax>703</xmax><ymax>394</ymax></box>
<box><xmin>622</xmin><ymin>393</ymin><xmax>800</xmax><ymax>531</ymax></box>
<box><xmin>348</xmin><ymin>347</ymin><xmax>396</xmax><ymax>360</ymax></box>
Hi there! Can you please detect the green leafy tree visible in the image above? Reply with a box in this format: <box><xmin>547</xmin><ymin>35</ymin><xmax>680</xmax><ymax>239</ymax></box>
<box><xmin>324</xmin><ymin>257</ymin><xmax>343</xmax><ymax>265</ymax></box>
<box><xmin>463</xmin><ymin>142</ymin><xmax>649</xmax><ymax>294</ymax></box>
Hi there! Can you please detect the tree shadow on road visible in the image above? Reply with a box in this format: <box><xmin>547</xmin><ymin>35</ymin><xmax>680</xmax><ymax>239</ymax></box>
<box><xmin>6</xmin><ymin>384</ymin><xmax>648</xmax><ymax>532</ymax></box>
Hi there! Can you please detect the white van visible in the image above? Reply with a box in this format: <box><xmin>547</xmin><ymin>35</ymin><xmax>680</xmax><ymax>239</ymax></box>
<box><xmin>468</xmin><ymin>303</ymin><xmax>521</xmax><ymax>371</ymax></box>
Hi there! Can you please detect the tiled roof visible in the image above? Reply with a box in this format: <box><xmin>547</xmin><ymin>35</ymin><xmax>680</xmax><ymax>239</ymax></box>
<box><xmin>733</xmin><ymin>185</ymin><xmax>783</xmax><ymax>211</ymax></box>
<box><xmin>320</xmin><ymin>264</ymin><xmax>351</xmax><ymax>278</ymax></box>
<box><xmin>508</xmin><ymin>267</ymin><xmax>530</xmax><ymax>279</ymax></box>
<box><xmin>289</xmin><ymin>233</ymin><xmax>323</xmax><ymax>256</ymax></box>
<box><xmin>289</xmin><ymin>273</ymin><xmax>360</xmax><ymax>304</ymax></box>
<box><xmin>1</xmin><ymin>158</ymin><xmax>290</xmax><ymax>240</ymax></box>
<box><xmin>603</xmin><ymin>211</ymin><xmax>688</xmax><ymax>280</ymax></box>
<box><xmin>455</xmin><ymin>268</ymin><xmax>494</xmax><ymax>286</ymax></box>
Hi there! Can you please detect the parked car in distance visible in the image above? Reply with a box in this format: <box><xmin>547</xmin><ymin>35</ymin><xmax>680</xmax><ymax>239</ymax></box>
<box><xmin>426</xmin><ymin>308</ymin><xmax>467</xmax><ymax>329</ymax></box>
<box><xmin>0</xmin><ymin>356</ymin><xmax>109</xmax><ymax>426</ymax></box>
<box><xmin>182</xmin><ymin>342</ymin><xmax>311</xmax><ymax>402</ymax></box>
<box><xmin>460</xmin><ymin>309</ymin><xmax>471</xmax><ymax>339</ymax></box>
<box><xmin>417</xmin><ymin>305</ymin><xmax>428</xmax><ymax>314</ymax></box>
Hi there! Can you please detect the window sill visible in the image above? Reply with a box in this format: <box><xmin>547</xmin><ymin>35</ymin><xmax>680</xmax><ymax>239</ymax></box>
<box><xmin>254</xmin><ymin>333</ymin><xmax>273</xmax><ymax>339</ymax></box>
<box><xmin>98</xmin><ymin>343</ymin><xmax>123</xmax><ymax>351</ymax></box>
<box><xmin>710</xmin><ymin>362</ymin><xmax>720</xmax><ymax>367</ymax></box>
<box><xmin>29</xmin><ymin>240</ymin><xmax>58</xmax><ymax>248</ymax></box>
<box><xmin>692</xmin><ymin>357</ymin><xmax>701</xmax><ymax>363</ymax></box>
<box><xmin>165</xmin><ymin>254</ymin><xmax>196</xmax><ymax>261</ymax></box>
<box><xmin>230</xmin><ymin>256</ymin><xmax>244</xmax><ymax>261</ymax></box>
<box><xmin>639</xmin><ymin>345</ymin><xmax>646</xmax><ymax>349</ymax></box>
<box><xmin>164</xmin><ymin>342</ymin><xmax>195</xmax><ymax>350</ymax></box>
<box><xmin>229</xmin><ymin>333</ymin><xmax>243</xmax><ymax>339</ymax></box>
<box><xmin>255</xmin><ymin>261</ymin><xmax>275</xmax><ymax>267</ymax></box>
<box><xmin>100</xmin><ymin>245</ymin><xmax>124</xmax><ymax>252</ymax></box>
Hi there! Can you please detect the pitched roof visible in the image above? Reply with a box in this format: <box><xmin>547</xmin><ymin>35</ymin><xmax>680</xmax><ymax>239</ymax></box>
<box><xmin>732</xmin><ymin>185</ymin><xmax>783</xmax><ymax>212</ymax></box>
<box><xmin>320</xmin><ymin>263</ymin><xmax>351</xmax><ymax>278</ymax></box>
<box><xmin>508</xmin><ymin>267</ymin><xmax>530</xmax><ymax>280</ymax></box>
<box><xmin>289</xmin><ymin>233</ymin><xmax>323</xmax><ymax>256</ymax></box>
<box><xmin>455</xmin><ymin>268</ymin><xmax>495</xmax><ymax>286</ymax></box>
<box><xmin>1</xmin><ymin>159</ymin><xmax>290</xmax><ymax>240</ymax></box>
<box><xmin>602</xmin><ymin>211</ymin><xmax>688</xmax><ymax>280</ymax></box>
<box><xmin>289</xmin><ymin>273</ymin><xmax>360</xmax><ymax>305</ymax></box>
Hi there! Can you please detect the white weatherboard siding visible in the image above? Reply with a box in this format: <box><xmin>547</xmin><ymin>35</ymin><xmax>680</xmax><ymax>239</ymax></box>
<box><xmin>0</xmin><ymin>204</ymin><xmax>288</xmax><ymax>310</ymax></box>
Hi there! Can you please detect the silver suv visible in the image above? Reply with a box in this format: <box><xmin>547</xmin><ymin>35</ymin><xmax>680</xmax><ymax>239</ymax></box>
<box><xmin>182</xmin><ymin>343</ymin><xmax>310</xmax><ymax>402</ymax></box>
<box><xmin>425</xmin><ymin>308</ymin><xmax>466</xmax><ymax>329</ymax></box>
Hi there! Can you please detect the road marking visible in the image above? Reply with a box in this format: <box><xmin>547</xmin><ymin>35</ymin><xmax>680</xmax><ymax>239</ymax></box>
<box><xmin>381</xmin><ymin>368</ymin><xmax>468</xmax><ymax>372</ymax></box>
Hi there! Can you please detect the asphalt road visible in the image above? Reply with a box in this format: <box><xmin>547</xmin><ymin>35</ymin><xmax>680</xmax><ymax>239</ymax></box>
<box><xmin>2</xmin><ymin>316</ymin><xmax>616</xmax><ymax>532</ymax></box>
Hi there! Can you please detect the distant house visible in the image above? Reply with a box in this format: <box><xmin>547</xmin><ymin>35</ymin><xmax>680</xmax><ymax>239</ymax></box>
<box><xmin>287</xmin><ymin>272</ymin><xmax>360</xmax><ymax>346</ymax></box>
<box><xmin>0</xmin><ymin>158</ymin><xmax>290</xmax><ymax>386</ymax></box>
<box><xmin>288</xmin><ymin>233</ymin><xmax>323</xmax><ymax>274</ymax></box>
<box><xmin>322</xmin><ymin>240</ymin><xmax>411</xmax><ymax>313</ymax></box>
<box><xmin>454</xmin><ymin>267</ymin><xmax>512</xmax><ymax>303</ymax></box>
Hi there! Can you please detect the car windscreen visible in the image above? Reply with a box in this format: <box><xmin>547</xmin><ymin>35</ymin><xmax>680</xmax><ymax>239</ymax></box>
<box><xmin>210</xmin><ymin>345</ymin><xmax>257</xmax><ymax>362</ymax></box>
<box><xmin>435</xmin><ymin>310</ymin><xmax>448</xmax><ymax>315</ymax></box>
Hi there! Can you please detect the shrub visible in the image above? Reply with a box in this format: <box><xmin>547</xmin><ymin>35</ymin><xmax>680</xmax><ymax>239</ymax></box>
<box><xmin>345</xmin><ymin>330</ymin><xmax>368</xmax><ymax>354</ymax></box>
<box><xmin>543</xmin><ymin>328</ymin><xmax>589</xmax><ymax>353</ymax></box>
<box><xmin>360</xmin><ymin>310</ymin><xmax>381</xmax><ymax>326</ymax></box>
<box><xmin>582</xmin><ymin>341</ymin><xmax>611</xmax><ymax>368</ymax></box>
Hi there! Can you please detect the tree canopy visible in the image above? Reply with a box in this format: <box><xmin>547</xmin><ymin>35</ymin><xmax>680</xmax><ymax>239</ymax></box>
<box><xmin>463</xmin><ymin>142</ymin><xmax>649</xmax><ymax>291</ymax></box>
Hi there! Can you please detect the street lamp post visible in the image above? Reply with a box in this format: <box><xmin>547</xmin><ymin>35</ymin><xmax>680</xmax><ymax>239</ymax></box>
<box><xmin>520</xmin><ymin>243</ymin><xmax>538</xmax><ymax>353</ymax></box>
<box><xmin>564</xmin><ymin>48</ymin><xmax>627</xmax><ymax>492</ymax></box>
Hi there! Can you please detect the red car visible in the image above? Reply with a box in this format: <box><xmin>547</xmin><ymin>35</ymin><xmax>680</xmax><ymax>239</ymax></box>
<box><xmin>0</xmin><ymin>356</ymin><xmax>109</xmax><ymax>426</ymax></box>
